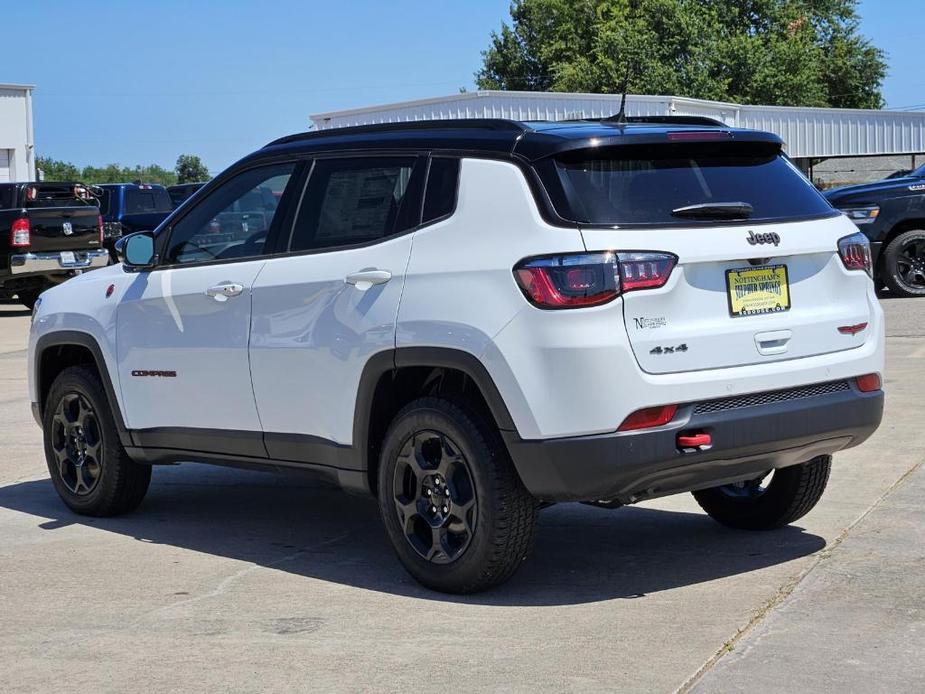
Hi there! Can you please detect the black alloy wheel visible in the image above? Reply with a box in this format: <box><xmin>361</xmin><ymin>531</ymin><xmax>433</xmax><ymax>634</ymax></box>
<box><xmin>392</xmin><ymin>430</ymin><xmax>477</xmax><ymax>564</ymax></box>
<box><xmin>884</xmin><ymin>230</ymin><xmax>925</xmax><ymax>297</ymax></box>
<box><xmin>43</xmin><ymin>365</ymin><xmax>151</xmax><ymax>516</ymax></box>
<box><xmin>693</xmin><ymin>455</ymin><xmax>832</xmax><ymax>530</ymax></box>
<box><xmin>378</xmin><ymin>397</ymin><xmax>537</xmax><ymax>593</ymax></box>
<box><xmin>50</xmin><ymin>393</ymin><xmax>104</xmax><ymax>496</ymax></box>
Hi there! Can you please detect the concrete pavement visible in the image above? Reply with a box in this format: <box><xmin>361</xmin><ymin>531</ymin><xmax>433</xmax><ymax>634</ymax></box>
<box><xmin>0</xmin><ymin>296</ymin><xmax>922</xmax><ymax>693</ymax></box>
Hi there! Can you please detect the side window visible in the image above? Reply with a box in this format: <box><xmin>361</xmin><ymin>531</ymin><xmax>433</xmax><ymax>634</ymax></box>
<box><xmin>422</xmin><ymin>157</ymin><xmax>460</xmax><ymax>223</ymax></box>
<box><xmin>289</xmin><ymin>157</ymin><xmax>417</xmax><ymax>252</ymax></box>
<box><xmin>165</xmin><ymin>163</ymin><xmax>296</xmax><ymax>265</ymax></box>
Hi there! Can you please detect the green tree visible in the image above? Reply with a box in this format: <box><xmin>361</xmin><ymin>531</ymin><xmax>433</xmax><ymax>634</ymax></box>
<box><xmin>477</xmin><ymin>0</ymin><xmax>886</xmax><ymax>108</ymax></box>
<box><xmin>175</xmin><ymin>154</ymin><xmax>210</xmax><ymax>184</ymax></box>
<box><xmin>35</xmin><ymin>156</ymin><xmax>81</xmax><ymax>182</ymax></box>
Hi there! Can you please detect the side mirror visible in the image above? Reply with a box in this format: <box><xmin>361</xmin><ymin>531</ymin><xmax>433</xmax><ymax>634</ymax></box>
<box><xmin>116</xmin><ymin>232</ymin><xmax>156</xmax><ymax>270</ymax></box>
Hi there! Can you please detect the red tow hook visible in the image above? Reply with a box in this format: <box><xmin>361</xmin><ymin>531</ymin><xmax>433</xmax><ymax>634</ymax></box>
<box><xmin>677</xmin><ymin>432</ymin><xmax>712</xmax><ymax>451</ymax></box>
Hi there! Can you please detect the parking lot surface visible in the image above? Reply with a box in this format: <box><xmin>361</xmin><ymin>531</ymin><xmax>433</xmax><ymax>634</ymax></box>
<box><xmin>0</xmin><ymin>296</ymin><xmax>922</xmax><ymax>693</ymax></box>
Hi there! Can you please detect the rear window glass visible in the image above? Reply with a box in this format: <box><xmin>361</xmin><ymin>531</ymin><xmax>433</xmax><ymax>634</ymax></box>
<box><xmin>538</xmin><ymin>143</ymin><xmax>835</xmax><ymax>225</ymax></box>
<box><xmin>23</xmin><ymin>184</ymin><xmax>95</xmax><ymax>209</ymax></box>
<box><xmin>125</xmin><ymin>188</ymin><xmax>173</xmax><ymax>214</ymax></box>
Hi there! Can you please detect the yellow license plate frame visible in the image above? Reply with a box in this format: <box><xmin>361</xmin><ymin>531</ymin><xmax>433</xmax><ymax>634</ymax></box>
<box><xmin>726</xmin><ymin>265</ymin><xmax>791</xmax><ymax>318</ymax></box>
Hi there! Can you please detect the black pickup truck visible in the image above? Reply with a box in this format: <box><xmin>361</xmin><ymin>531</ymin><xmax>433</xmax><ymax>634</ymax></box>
<box><xmin>825</xmin><ymin>164</ymin><xmax>925</xmax><ymax>296</ymax></box>
<box><xmin>0</xmin><ymin>182</ymin><xmax>108</xmax><ymax>309</ymax></box>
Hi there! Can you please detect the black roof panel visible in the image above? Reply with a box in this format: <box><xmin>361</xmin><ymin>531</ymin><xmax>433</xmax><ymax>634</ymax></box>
<box><xmin>260</xmin><ymin>118</ymin><xmax>783</xmax><ymax>162</ymax></box>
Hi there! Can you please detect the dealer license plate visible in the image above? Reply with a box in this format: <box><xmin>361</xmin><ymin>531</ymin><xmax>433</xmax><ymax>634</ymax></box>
<box><xmin>59</xmin><ymin>251</ymin><xmax>76</xmax><ymax>265</ymax></box>
<box><xmin>726</xmin><ymin>265</ymin><xmax>791</xmax><ymax>317</ymax></box>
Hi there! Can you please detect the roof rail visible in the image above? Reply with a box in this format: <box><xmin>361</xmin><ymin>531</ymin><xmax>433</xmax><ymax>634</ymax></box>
<box><xmin>268</xmin><ymin>118</ymin><xmax>529</xmax><ymax>147</ymax></box>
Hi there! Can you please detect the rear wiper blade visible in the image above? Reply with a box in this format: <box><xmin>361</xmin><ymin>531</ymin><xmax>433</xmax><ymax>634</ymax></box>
<box><xmin>671</xmin><ymin>202</ymin><xmax>754</xmax><ymax>219</ymax></box>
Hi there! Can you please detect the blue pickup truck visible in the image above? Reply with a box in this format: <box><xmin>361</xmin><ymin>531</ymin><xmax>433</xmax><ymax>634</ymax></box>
<box><xmin>95</xmin><ymin>183</ymin><xmax>173</xmax><ymax>251</ymax></box>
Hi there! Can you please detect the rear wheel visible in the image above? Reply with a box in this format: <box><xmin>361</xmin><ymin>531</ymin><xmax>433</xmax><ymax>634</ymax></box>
<box><xmin>692</xmin><ymin>455</ymin><xmax>831</xmax><ymax>530</ymax></box>
<box><xmin>378</xmin><ymin>397</ymin><xmax>537</xmax><ymax>593</ymax></box>
<box><xmin>883</xmin><ymin>230</ymin><xmax>925</xmax><ymax>297</ymax></box>
<box><xmin>43</xmin><ymin>365</ymin><xmax>151</xmax><ymax>516</ymax></box>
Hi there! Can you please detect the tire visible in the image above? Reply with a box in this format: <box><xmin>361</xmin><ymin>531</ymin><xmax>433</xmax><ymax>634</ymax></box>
<box><xmin>692</xmin><ymin>455</ymin><xmax>831</xmax><ymax>531</ymax></box>
<box><xmin>377</xmin><ymin>397</ymin><xmax>537</xmax><ymax>593</ymax></box>
<box><xmin>17</xmin><ymin>290</ymin><xmax>40</xmax><ymax>310</ymax></box>
<box><xmin>882</xmin><ymin>230</ymin><xmax>925</xmax><ymax>297</ymax></box>
<box><xmin>43</xmin><ymin>365</ymin><xmax>151</xmax><ymax>516</ymax></box>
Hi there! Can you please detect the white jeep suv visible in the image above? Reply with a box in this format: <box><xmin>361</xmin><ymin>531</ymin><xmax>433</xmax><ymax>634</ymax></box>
<box><xmin>28</xmin><ymin>118</ymin><xmax>884</xmax><ymax>593</ymax></box>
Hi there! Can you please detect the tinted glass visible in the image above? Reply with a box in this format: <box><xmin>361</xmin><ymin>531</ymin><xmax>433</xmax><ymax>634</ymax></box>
<box><xmin>125</xmin><ymin>188</ymin><xmax>172</xmax><ymax>214</ymax></box>
<box><xmin>0</xmin><ymin>185</ymin><xmax>11</xmax><ymax>209</ymax></box>
<box><xmin>165</xmin><ymin>163</ymin><xmax>295</xmax><ymax>264</ymax></box>
<box><xmin>23</xmin><ymin>184</ymin><xmax>95</xmax><ymax>209</ymax></box>
<box><xmin>540</xmin><ymin>143</ymin><xmax>835</xmax><ymax>225</ymax></box>
<box><xmin>423</xmin><ymin>157</ymin><xmax>460</xmax><ymax>223</ymax></box>
<box><xmin>290</xmin><ymin>157</ymin><xmax>416</xmax><ymax>251</ymax></box>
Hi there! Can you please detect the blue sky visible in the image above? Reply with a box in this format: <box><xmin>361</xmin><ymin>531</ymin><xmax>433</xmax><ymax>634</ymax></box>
<box><xmin>4</xmin><ymin>0</ymin><xmax>920</xmax><ymax>174</ymax></box>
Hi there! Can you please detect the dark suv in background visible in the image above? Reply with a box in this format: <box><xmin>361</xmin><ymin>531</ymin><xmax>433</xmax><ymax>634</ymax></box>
<box><xmin>96</xmin><ymin>183</ymin><xmax>173</xmax><ymax>251</ymax></box>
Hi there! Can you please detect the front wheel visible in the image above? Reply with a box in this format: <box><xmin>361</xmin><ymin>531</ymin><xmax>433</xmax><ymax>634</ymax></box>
<box><xmin>692</xmin><ymin>456</ymin><xmax>831</xmax><ymax>530</ymax></box>
<box><xmin>43</xmin><ymin>365</ymin><xmax>151</xmax><ymax>516</ymax></box>
<box><xmin>377</xmin><ymin>397</ymin><xmax>537</xmax><ymax>593</ymax></box>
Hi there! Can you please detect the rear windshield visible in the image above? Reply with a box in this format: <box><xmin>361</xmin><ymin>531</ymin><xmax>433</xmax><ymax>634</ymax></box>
<box><xmin>537</xmin><ymin>143</ymin><xmax>836</xmax><ymax>225</ymax></box>
<box><xmin>23</xmin><ymin>184</ymin><xmax>96</xmax><ymax>209</ymax></box>
<box><xmin>125</xmin><ymin>188</ymin><xmax>172</xmax><ymax>214</ymax></box>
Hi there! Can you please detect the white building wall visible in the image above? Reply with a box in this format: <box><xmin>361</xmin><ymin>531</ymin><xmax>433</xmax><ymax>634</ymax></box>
<box><xmin>310</xmin><ymin>91</ymin><xmax>925</xmax><ymax>160</ymax></box>
<box><xmin>0</xmin><ymin>84</ymin><xmax>36</xmax><ymax>182</ymax></box>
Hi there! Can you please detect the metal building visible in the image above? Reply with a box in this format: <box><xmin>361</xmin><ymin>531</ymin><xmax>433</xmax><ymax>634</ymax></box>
<box><xmin>310</xmin><ymin>90</ymin><xmax>925</xmax><ymax>166</ymax></box>
<box><xmin>0</xmin><ymin>83</ymin><xmax>35</xmax><ymax>182</ymax></box>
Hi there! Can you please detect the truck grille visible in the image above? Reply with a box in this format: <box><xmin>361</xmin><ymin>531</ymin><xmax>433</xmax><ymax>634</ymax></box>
<box><xmin>693</xmin><ymin>380</ymin><xmax>851</xmax><ymax>415</ymax></box>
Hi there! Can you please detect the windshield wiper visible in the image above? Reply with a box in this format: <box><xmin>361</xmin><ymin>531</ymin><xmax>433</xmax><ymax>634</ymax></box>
<box><xmin>671</xmin><ymin>202</ymin><xmax>754</xmax><ymax>219</ymax></box>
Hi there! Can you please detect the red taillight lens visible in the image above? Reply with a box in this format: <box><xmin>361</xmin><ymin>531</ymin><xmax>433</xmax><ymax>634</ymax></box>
<box><xmin>514</xmin><ymin>252</ymin><xmax>620</xmax><ymax>308</ymax></box>
<box><xmin>856</xmin><ymin>373</ymin><xmax>881</xmax><ymax>392</ymax></box>
<box><xmin>10</xmin><ymin>218</ymin><xmax>31</xmax><ymax>247</ymax></box>
<box><xmin>514</xmin><ymin>252</ymin><xmax>676</xmax><ymax>309</ymax></box>
<box><xmin>97</xmin><ymin>215</ymin><xmax>104</xmax><ymax>244</ymax></box>
<box><xmin>838</xmin><ymin>232</ymin><xmax>872</xmax><ymax>277</ymax></box>
<box><xmin>618</xmin><ymin>405</ymin><xmax>678</xmax><ymax>432</ymax></box>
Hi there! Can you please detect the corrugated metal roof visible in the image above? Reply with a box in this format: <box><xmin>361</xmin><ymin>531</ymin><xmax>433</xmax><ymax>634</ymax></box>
<box><xmin>310</xmin><ymin>91</ymin><xmax>925</xmax><ymax>159</ymax></box>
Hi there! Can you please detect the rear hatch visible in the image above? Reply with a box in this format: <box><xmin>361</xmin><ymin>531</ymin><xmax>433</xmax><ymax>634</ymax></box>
<box><xmin>23</xmin><ymin>184</ymin><xmax>101</xmax><ymax>252</ymax></box>
<box><xmin>537</xmin><ymin>138</ymin><xmax>872</xmax><ymax>374</ymax></box>
<box><xmin>119</xmin><ymin>185</ymin><xmax>173</xmax><ymax>233</ymax></box>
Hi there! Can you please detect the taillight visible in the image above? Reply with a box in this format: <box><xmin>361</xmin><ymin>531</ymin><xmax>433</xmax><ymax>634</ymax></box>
<box><xmin>838</xmin><ymin>232</ymin><xmax>872</xmax><ymax>277</ymax></box>
<box><xmin>513</xmin><ymin>251</ymin><xmax>676</xmax><ymax>309</ymax></box>
<box><xmin>10</xmin><ymin>218</ymin><xmax>31</xmax><ymax>248</ymax></box>
<box><xmin>98</xmin><ymin>215</ymin><xmax>104</xmax><ymax>244</ymax></box>
<box><xmin>856</xmin><ymin>373</ymin><xmax>881</xmax><ymax>393</ymax></box>
<box><xmin>618</xmin><ymin>253</ymin><xmax>677</xmax><ymax>292</ymax></box>
<box><xmin>618</xmin><ymin>404</ymin><xmax>678</xmax><ymax>432</ymax></box>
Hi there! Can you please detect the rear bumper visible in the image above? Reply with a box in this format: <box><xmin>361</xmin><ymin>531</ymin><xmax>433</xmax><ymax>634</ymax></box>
<box><xmin>9</xmin><ymin>249</ymin><xmax>109</xmax><ymax>276</ymax></box>
<box><xmin>504</xmin><ymin>381</ymin><xmax>883</xmax><ymax>503</ymax></box>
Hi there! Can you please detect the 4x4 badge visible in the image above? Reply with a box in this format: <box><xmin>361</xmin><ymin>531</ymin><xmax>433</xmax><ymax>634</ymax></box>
<box><xmin>746</xmin><ymin>230</ymin><xmax>780</xmax><ymax>246</ymax></box>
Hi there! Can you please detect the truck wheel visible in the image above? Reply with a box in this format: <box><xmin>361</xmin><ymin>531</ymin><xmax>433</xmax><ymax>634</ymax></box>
<box><xmin>17</xmin><ymin>290</ymin><xmax>40</xmax><ymax>310</ymax></box>
<box><xmin>692</xmin><ymin>456</ymin><xmax>831</xmax><ymax>530</ymax></box>
<box><xmin>378</xmin><ymin>397</ymin><xmax>537</xmax><ymax>593</ymax></box>
<box><xmin>883</xmin><ymin>230</ymin><xmax>925</xmax><ymax>297</ymax></box>
<box><xmin>43</xmin><ymin>365</ymin><xmax>151</xmax><ymax>516</ymax></box>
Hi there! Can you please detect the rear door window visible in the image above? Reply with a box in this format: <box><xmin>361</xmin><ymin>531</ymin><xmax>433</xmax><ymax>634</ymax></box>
<box><xmin>289</xmin><ymin>157</ymin><xmax>420</xmax><ymax>252</ymax></box>
<box><xmin>537</xmin><ymin>143</ymin><xmax>836</xmax><ymax>225</ymax></box>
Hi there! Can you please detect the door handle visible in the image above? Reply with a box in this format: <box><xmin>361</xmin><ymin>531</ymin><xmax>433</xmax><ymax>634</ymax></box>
<box><xmin>205</xmin><ymin>282</ymin><xmax>245</xmax><ymax>301</ymax></box>
<box><xmin>345</xmin><ymin>269</ymin><xmax>392</xmax><ymax>290</ymax></box>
